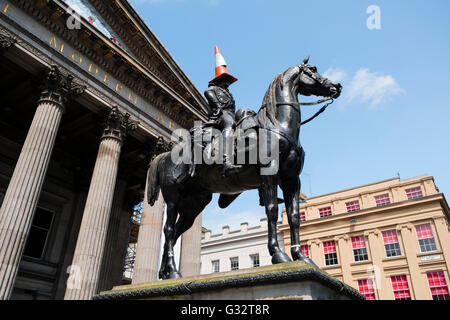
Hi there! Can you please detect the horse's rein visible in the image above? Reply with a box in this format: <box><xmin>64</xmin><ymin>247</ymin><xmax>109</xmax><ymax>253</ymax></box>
<box><xmin>275</xmin><ymin>96</ymin><xmax>335</xmax><ymax>125</ymax></box>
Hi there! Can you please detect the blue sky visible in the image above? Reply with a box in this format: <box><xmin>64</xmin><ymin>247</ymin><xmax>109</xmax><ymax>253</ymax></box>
<box><xmin>129</xmin><ymin>0</ymin><xmax>450</xmax><ymax>233</ymax></box>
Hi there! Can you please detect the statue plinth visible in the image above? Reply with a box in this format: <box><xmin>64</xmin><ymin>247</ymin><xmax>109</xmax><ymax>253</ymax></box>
<box><xmin>93</xmin><ymin>261</ymin><xmax>364</xmax><ymax>300</ymax></box>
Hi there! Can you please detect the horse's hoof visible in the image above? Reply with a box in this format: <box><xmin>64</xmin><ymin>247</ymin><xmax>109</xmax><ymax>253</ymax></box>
<box><xmin>271</xmin><ymin>251</ymin><xmax>292</xmax><ymax>264</ymax></box>
<box><xmin>302</xmin><ymin>256</ymin><xmax>320</xmax><ymax>269</ymax></box>
<box><xmin>169</xmin><ymin>271</ymin><xmax>183</xmax><ymax>279</ymax></box>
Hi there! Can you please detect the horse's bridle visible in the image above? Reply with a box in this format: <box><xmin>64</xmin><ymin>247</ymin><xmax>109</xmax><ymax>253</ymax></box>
<box><xmin>275</xmin><ymin>63</ymin><xmax>336</xmax><ymax>125</ymax></box>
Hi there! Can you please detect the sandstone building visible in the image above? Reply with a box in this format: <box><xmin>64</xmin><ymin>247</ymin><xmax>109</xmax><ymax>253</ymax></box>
<box><xmin>201</xmin><ymin>175</ymin><xmax>450</xmax><ymax>300</ymax></box>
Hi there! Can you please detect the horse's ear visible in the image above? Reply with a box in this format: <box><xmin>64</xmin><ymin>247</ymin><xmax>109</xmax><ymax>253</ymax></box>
<box><xmin>301</xmin><ymin>56</ymin><xmax>310</xmax><ymax>65</ymax></box>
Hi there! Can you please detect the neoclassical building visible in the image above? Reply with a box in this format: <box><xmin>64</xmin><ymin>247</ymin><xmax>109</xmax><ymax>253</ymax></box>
<box><xmin>0</xmin><ymin>0</ymin><xmax>208</xmax><ymax>300</ymax></box>
<box><xmin>200</xmin><ymin>175</ymin><xmax>450</xmax><ymax>300</ymax></box>
<box><xmin>280</xmin><ymin>175</ymin><xmax>450</xmax><ymax>300</ymax></box>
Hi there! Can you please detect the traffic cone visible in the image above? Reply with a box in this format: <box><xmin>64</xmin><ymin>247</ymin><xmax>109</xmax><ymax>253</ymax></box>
<box><xmin>209</xmin><ymin>46</ymin><xmax>238</xmax><ymax>85</ymax></box>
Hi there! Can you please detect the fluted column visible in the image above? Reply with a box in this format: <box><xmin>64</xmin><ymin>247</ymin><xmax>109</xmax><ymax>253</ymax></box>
<box><xmin>97</xmin><ymin>180</ymin><xmax>127</xmax><ymax>292</ymax></box>
<box><xmin>179</xmin><ymin>213</ymin><xmax>203</xmax><ymax>277</ymax></box>
<box><xmin>132</xmin><ymin>188</ymin><xmax>165</xmax><ymax>284</ymax></box>
<box><xmin>0</xmin><ymin>66</ymin><xmax>84</xmax><ymax>300</ymax></box>
<box><xmin>64</xmin><ymin>107</ymin><xmax>136</xmax><ymax>300</ymax></box>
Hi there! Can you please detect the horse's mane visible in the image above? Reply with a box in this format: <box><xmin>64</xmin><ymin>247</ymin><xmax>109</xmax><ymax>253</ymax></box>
<box><xmin>257</xmin><ymin>70</ymin><xmax>285</xmax><ymax>128</ymax></box>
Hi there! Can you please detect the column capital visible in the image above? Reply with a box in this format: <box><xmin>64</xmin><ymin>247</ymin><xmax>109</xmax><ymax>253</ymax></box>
<box><xmin>335</xmin><ymin>234</ymin><xmax>349</xmax><ymax>241</ymax></box>
<box><xmin>101</xmin><ymin>106</ymin><xmax>138</xmax><ymax>142</ymax></box>
<box><xmin>310</xmin><ymin>239</ymin><xmax>321</xmax><ymax>246</ymax></box>
<box><xmin>38</xmin><ymin>65</ymin><xmax>86</xmax><ymax>109</ymax></box>
<box><xmin>396</xmin><ymin>223</ymin><xmax>413</xmax><ymax>232</ymax></box>
<box><xmin>0</xmin><ymin>28</ymin><xmax>16</xmax><ymax>50</ymax></box>
<box><xmin>364</xmin><ymin>228</ymin><xmax>380</xmax><ymax>237</ymax></box>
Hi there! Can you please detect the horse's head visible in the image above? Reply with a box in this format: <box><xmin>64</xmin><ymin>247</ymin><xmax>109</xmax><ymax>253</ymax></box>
<box><xmin>295</xmin><ymin>56</ymin><xmax>342</xmax><ymax>99</ymax></box>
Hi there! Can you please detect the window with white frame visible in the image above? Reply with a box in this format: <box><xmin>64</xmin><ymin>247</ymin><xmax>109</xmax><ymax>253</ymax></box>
<box><xmin>319</xmin><ymin>206</ymin><xmax>332</xmax><ymax>218</ymax></box>
<box><xmin>351</xmin><ymin>235</ymin><xmax>368</xmax><ymax>262</ymax></box>
<box><xmin>301</xmin><ymin>245</ymin><xmax>309</xmax><ymax>257</ymax></box>
<box><xmin>415</xmin><ymin>224</ymin><xmax>437</xmax><ymax>253</ymax></box>
<box><xmin>390</xmin><ymin>275</ymin><xmax>411</xmax><ymax>300</ymax></box>
<box><xmin>374</xmin><ymin>193</ymin><xmax>390</xmax><ymax>206</ymax></box>
<box><xmin>230</xmin><ymin>257</ymin><xmax>239</xmax><ymax>270</ymax></box>
<box><xmin>382</xmin><ymin>230</ymin><xmax>402</xmax><ymax>258</ymax></box>
<box><xmin>405</xmin><ymin>186</ymin><xmax>423</xmax><ymax>200</ymax></box>
<box><xmin>250</xmin><ymin>254</ymin><xmax>260</xmax><ymax>268</ymax></box>
<box><xmin>323</xmin><ymin>241</ymin><xmax>338</xmax><ymax>266</ymax></box>
<box><xmin>300</xmin><ymin>211</ymin><xmax>306</xmax><ymax>222</ymax></box>
<box><xmin>427</xmin><ymin>271</ymin><xmax>450</xmax><ymax>300</ymax></box>
<box><xmin>358</xmin><ymin>279</ymin><xmax>376</xmax><ymax>300</ymax></box>
<box><xmin>346</xmin><ymin>200</ymin><xmax>360</xmax><ymax>212</ymax></box>
<box><xmin>212</xmin><ymin>260</ymin><xmax>220</xmax><ymax>273</ymax></box>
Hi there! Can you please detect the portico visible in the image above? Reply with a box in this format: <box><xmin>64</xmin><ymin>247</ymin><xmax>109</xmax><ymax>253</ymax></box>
<box><xmin>0</xmin><ymin>0</ymin><xmax>208</xmax><ymax>300</ymax></box>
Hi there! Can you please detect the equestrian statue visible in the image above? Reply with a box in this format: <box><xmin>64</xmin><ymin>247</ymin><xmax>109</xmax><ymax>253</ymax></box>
<box><xmin>147</xmin><ymin>46</ymin><xmax>342</xmax><ymax>279</ymax></box>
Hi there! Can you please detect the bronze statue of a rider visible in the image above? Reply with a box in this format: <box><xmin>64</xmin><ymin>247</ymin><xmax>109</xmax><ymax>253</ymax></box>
<box><xmin>204</xmin><ymin>46</ymin><xmax>242</xmax><ymax>177</ymax></box>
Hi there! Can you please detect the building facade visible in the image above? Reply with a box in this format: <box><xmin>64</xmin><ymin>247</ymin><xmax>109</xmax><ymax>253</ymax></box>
<box><xmin>0</xmin><ymin>0</ymin><xmax>207</xmax><ymax>300</ymax></box>
<box><xmin>201</xmin><ymin>219</ymin><xmax>285</xmax><ymax>275</ymax></box>
<box><xmin>280</xmin><ymin>175</ymin><xmax>450</xmax><ymax>300</ymax></box>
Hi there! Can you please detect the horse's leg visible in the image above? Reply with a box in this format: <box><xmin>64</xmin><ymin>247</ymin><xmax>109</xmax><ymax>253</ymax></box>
<box><xmin>174</xmin><ymin>194</ymin><xmax>212</xmax><ymax>243</ymax></box>
<box><xmin>160</xmin><ymin>201</ymin><xmax>182</xmax><ymax>279</ymax></box>
<box><xmin>260</xmin><ymin>176</ymin><xmax>292</xmax><ymax>264</ymax></box>
<box><xmin>280</xmin><ymin>176</ymin><xmax>319</xmax><ymax>268</ymax></box>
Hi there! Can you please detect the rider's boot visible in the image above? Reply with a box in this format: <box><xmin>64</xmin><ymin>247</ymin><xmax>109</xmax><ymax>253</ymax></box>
<box><xmin>221</xmin><ymin>128</ymin><xmax>242</xmax><ymax>177</ymax></box>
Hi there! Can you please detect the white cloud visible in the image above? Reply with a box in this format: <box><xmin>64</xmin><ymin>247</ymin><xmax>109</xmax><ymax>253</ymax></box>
<box><xmin>345</xmin><ymin>68</ymin><xmax>405</xmax><ymax>106</ymax></box>
<box><xmin>323</xmin><ymin>68</ymin><xmax>347</xmax><ymax>83</ymax></box>
<box><xmin>323</xmin><ymin>67</ymin><xmax>405</xmax><ymax>107</ymax></box>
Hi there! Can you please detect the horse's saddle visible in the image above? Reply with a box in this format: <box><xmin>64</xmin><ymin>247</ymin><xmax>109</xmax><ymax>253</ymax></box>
<box><xmin>193</xmin><ymin>107</ymin><xmax>259</xmax><ymax>158</ymax></box>
<box><xmin>172</xmin><ymin>108</ymin><xmax>260</xmax><ymax>183</ymax></box>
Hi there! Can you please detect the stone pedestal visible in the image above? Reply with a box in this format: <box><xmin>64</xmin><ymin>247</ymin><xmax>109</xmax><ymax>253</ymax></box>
<box><xmin>94</xmin><ymin>261</ymin><xmax>365</xmax><ymax>300</ymax></box>
<box><xmin>0</xmin><ymin>66</ymin><xmax>84</xmax><ymax>300</ymax></box>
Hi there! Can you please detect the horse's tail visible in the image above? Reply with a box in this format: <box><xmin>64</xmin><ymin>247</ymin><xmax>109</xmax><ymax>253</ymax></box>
<box><xmin>147</xmin><ymin>153</ymin><xmax>165</xmax><ymax>206</ymax></box>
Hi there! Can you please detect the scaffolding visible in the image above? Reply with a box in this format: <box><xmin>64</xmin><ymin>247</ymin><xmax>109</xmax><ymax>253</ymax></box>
<box><xmin>122</xmin><ymin>202</ymin><xmax>142</xmax><ymax>284</ymax></box>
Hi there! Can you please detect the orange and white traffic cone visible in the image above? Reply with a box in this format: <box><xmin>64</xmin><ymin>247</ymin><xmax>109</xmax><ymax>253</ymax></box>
<box><xmin>209</xmin><ymin>46</ymin><xmax>238</xmax><ymax>85</ymax></box>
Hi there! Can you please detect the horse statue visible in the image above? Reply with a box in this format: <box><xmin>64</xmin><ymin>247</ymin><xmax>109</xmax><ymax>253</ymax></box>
<box><xmin>147</xmin><ymin>57</ymin><xmax>342</xmax><ymax>279</ymax></box>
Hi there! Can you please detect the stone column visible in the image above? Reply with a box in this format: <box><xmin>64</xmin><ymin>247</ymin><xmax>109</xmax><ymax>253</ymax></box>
<box><xmin>397</xmin><ymin>224</ymin><xmax>429</xmax><ymax>300</ymax></box>
<box><xmin>0</xmin><ymin>66</ymin><xmax>84</xmax><ymax>300</ymax></box>
<box><xmin>335</xmin><ymin>235</ymin><xmax>353</xmax><ymax>286</ymax></box>
<box><xmin>97</xmin><ymin>180</ymin><xmax>127</xmax><ymax>292</ymax></box>
<box><xmin>64</xmin><ymin>107</ymin><xmax>136</xmax><ymax>300</ymax></box>
<box><xmin>179</xmin><ymin>213</ymin><xmax>203</xmax><ymax>277</ymax></box>
<box><xmin>132</xmin><ymin>188</ymin><xmax>165</xmax><ymax>284</ymax></box>
<box><xmin>109</xmin><ymin>209</ymin><xmax>133</xmax><ymax>287</ymax></box>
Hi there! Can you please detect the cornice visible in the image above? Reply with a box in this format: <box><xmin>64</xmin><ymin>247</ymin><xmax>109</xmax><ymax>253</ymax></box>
<box><xmin>112</xmin><ymin>0</ymin><xmax>209</xmax><ymax>114</ymax></box>
<box><xmin>11</xmin><ymin>0</ymin><xmax>202</xmax><ymax>128</ymax></box>
<box><xmin>86</xmin><ymin>0</ymin><xmax>208</xmax><ymax>116</ymax></box>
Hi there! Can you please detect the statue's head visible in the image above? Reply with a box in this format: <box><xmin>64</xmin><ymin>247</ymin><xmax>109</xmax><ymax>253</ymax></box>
<box><xmin>214</xmin><ymin>76</ymin><xmax>233</xmax><ymax>89</ymax></box>
<box><xmin>296</xmin><ymin>56</ymin><xmax>342</xmax><ymax>98</ymax></box>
